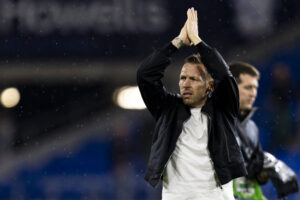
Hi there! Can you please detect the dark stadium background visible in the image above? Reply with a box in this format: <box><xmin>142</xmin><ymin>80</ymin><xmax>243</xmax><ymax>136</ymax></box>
<box><xmin>0</xmin><ymin>0</ymin><xmax>299</xmax><ymax>199</ymax></box>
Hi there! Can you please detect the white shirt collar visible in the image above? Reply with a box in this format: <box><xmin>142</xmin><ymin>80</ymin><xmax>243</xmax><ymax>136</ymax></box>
<box><xmin>190</xmin><ymin>107</ymin><xmax>202</xmax><ymax>121</ymax></box>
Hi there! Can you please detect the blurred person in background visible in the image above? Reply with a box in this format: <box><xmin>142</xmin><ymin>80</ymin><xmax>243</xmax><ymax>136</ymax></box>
<box><xmin>229</xmin><ymin>61</ymin><xmax>267</xmax><ymax>200</ymax></box>
<box><xmin>137</xmin><ymin>8</ymin><xmax>246</xmax><ymax>200</ymax></box>
<box><xmin>229</xmin><ymin>61</ymin><xmax>299</xmax><ymax>200</ymax></box>
<box><xmin>268</xmin><ymin>63</ymin><xmax>294</xmax><ymax>150</ymax></box>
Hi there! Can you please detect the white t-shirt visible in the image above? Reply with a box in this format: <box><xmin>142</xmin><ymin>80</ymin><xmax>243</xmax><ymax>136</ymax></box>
<box><xmin>162</xmin><ymin>108</ymin><xmax>234</xmax><ymax>200</ymax></box>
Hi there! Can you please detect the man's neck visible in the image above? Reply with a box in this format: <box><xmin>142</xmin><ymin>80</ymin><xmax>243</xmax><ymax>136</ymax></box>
<box><xmin>239</xmin><ymin>109</ymin><xmax>247</xmax><ymax>115</ymax></box>
<box><xmin>238</xmin><ymin>109</ymin><xmax>251</xmax><ymax>121</ymax></box>
<box><xmin>192</xmin><ymin>97</ymin><xmax>207</xmax><ymax>108</ymax></box>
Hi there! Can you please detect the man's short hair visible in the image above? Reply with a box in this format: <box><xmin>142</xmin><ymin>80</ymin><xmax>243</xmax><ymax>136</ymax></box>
<box><xmin>184</xmin><ymin>54</ymin><xmax>211</xmax><ymax>81</ymax></box>
<box><xmin>228</xmin><ymin>61</ymin><xmax>260</xmax><ymax>84</ymax></box>
<box><xmin>184</xmin><ymin>54</ymin><xmax>203</xmax><ymax>65</ymax></box>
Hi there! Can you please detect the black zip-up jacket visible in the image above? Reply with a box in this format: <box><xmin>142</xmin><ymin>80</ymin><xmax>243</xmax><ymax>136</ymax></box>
<box><xmin>137</xmin><ymin>41</ymin><xmax>247</xmax><ymax>187</ymax></box>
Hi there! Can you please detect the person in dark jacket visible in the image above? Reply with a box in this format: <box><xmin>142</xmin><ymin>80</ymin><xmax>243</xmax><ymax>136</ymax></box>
<box><xmin>229</xmin><ymin>61</ymin><xmax>267</xmax><ymax>200</ymax></box>
<box><xmin>229</xmin><ymin>61</ymin><xmax>299</xmax><ymax>200</ymax></box>
<box><xmin>137</xmin><ymin>8</ymin><xmax>246</xmax><ymax>199</ymax></box>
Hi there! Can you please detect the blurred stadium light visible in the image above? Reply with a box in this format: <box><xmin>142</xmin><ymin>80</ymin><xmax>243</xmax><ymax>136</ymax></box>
<box><xmin>113</xmin><ymin>86</ymin><xmax>146</xmax><ymax>110</ymax></box>
<box><xmin>0</xmin><ymin>87</ymin><xmax>20</xmax><ymax>108</ymax></box>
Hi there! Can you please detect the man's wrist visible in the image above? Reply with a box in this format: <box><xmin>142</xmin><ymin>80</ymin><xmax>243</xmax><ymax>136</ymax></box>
<box><xmin>171</xmin><ymin>37</ymin><xmax>184</xmax><ymax>49</ymax></box>
<box><xmin>190</xmin><ymin>36</ymin><xmax>202</xmax><ymax>46</ymax></box>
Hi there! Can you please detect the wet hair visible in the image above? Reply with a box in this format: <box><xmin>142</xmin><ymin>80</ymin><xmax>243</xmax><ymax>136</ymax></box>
<box><xmin>184</xmin><ymin>54</ymin><xmax>210</xmax><ymax>81</ymax></box>
<box><xmin>228</xmin><ymin>61</ymin><xmax>260</xmax><ymax>84</ymax></box>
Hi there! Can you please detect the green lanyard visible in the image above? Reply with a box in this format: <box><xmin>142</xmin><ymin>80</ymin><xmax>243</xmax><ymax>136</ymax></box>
<box><xmin>233</xmin><ymin>177</ymin><xmax>266</xmax><ymax>200</ymax></box>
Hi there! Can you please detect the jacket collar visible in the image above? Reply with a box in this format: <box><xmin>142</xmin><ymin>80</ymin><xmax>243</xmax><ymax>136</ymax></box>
<box><xmin>202</xmin><ymin>97</ymin><xmax>213</xmax><ymax>116</ymax></box>
<box><xmin>178</xmin><ymin>101</ymin><xmax>191</xmax><ymax>122</ymax></box>
<box><xmin>239</xmin><ymin>107</ymin><xmax>258</xmax><ymax>126</ymax></box>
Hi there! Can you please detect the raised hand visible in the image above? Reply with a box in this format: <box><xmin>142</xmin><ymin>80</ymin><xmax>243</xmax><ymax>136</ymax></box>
<box><xmin>178</xmin><ymin>22</ymin><xmax>191</xmax><ymax>46</ymax></box>
<box><xmin>172</xmin><ymin>22</ymin><xmax>191</xmax><ymax>49</ymax></box>
<box><xmin>186</xmin><ymin>8</ymin><xmax>202</xmax><ymax>45</ymax></box>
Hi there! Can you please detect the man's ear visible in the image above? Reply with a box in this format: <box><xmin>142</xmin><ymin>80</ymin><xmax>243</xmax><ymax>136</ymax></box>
<box><xmin>207</xmin><ymin>79</ymin><xmax>214</xmax><ymax>93</ymax></box>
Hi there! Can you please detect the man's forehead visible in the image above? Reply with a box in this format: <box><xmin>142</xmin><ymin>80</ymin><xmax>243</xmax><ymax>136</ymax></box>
<box><xmin>181</xmin><ymin>63</ymin><xmax>207</xmax><ymax>79</ymax></box>
<box><xmin>239</xmin><ymin>74</ymin><xmax>259</xmax><ymax>85</ymax></box>
<box><xmin>181</xmin><ymin>63</ymin><xmax>204</xmax><ymax>73</ymax></box>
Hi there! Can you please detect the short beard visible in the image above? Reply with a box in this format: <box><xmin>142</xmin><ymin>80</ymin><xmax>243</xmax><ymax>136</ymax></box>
<box><xmin>183</xmin><ymin>95</ymin><xmax>207</xmax><ymax>108</ymax></box>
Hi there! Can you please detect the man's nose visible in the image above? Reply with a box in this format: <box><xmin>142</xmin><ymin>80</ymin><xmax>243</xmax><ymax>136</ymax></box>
<box><xmin>183</xmin><ymin>80</ymin><xmax>191</xmax><ymax>87</ymax></box>
<box><xmin>250</xmin><ymin>89</ymin><xmax>257</xmax><ymax>97</ymax></box>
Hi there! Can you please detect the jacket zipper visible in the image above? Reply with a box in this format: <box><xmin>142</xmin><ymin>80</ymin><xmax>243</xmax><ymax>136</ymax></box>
<box><xmin>205</xmin><ymin>113</ymin><xmax>223</xmax><ymax>189</ymax></box>
<box><xmin>209</xmin><ymin>157</ymin><xmax>223</xmax><ymax>189</ymax></box>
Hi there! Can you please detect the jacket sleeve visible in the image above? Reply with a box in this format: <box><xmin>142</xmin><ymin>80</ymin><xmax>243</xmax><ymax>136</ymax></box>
<box><xmin>196</xmin><ymin>41</ymin><xmax>239</xmax><ymax>116</ymax></box>
<box><xmin>247</xmin><ymin>143</ymin><xmax>265</xmax><ymax>181</ymax></box>
<box><xmin>242</xmin><ymin>121</ymin><xmax>266</xmax><ymax>182</ymax></box>
<box><xmin>137</xmin><ymin>43</ymin><xmax>178</xmax><ymax>119</ymax></box>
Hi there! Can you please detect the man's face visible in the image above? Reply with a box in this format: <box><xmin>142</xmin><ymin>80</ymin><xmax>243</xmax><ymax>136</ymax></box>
<box><xmin>238</xmin><ymin>74</ymin><xmax>259</xmax><ymax>111</ymax></box>
<box><xmin>179</xmin><ymin>63</ymin><xmax>210</xmax><ymax>108</ymax></box>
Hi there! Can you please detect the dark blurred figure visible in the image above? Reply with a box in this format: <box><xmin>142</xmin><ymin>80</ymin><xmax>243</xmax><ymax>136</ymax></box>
<box><xmin>268</xmin><ymin>62</ymin><xmax>294</xmax><ymax>150</ymax></box>
<box><xmin>289</xmin><ymin>91</ymin><xmax>300</xmax><ymax>153</ymax></box>
<box><xmin>111</xmin><ymin>115</ymin><xmax>159</xmax><ymax>200</ymax></box>
<box><xmin>112</xmin><ymin>118</ymin><xmax>135</xmax><ymax>200</ymax></box>
<box><xmin>0</xmin><ymin>111</ymin><xmax>15</xmax><ymax>156</ymax></box>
